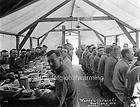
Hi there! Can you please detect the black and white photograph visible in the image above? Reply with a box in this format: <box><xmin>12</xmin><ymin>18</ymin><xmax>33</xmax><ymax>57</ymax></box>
<box><xmin>0</xmin><ymin>0</ymin><xmax>140</xmax><ymax>107</ymax></box>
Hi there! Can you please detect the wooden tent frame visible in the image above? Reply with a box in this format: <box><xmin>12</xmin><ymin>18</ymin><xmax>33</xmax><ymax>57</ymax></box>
<box><xmin>0</xmin><ymin>0</ymin><xmax>139</xmax><ymax>50</ymax></box>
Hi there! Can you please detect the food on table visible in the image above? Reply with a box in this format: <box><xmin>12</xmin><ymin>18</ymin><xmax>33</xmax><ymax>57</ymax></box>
<box><xmin>22</xmin><ymin>89</ymin><xmax>33</xmax><ymax>97</ymax></box>
<box><xmin>0</xmin><ymin>85</ymin><xmax>22</xmax><ymax>98</ymax></box>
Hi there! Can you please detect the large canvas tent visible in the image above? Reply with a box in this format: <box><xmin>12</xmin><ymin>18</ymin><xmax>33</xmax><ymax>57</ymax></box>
<box><xmin>0</xmin><ymin>0</ymin><xmax>140</xmax><ymax>51</ymax></box>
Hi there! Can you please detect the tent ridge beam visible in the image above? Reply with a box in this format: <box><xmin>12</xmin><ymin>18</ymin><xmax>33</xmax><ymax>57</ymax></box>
<box><xmin>50</xmin><ymin>28</ymin><xmax>93</xmax><ymax>32</ymax></box>
<box><xmin>82</xmin><ymin>0</ymin><xmax>136</xmax><ymax>31</ymax></box>
<box><xmin>116</xmin><ymin>21</ymin><xmax>136</xmax><ymax>45</ymax></box>
<box><xmin>18</xmin><ymin>0</ymin><xmax>72</xmax><ymax>35</ymax></box>
<box><xmin>40</xmin><ymin>16</ymin><xmax>112</xmax><ymax>22</ymax></box>
<box><xmin>38</xmin><ymin>21</ymin><xmax>65</xmax><ymax>46</ymax></box>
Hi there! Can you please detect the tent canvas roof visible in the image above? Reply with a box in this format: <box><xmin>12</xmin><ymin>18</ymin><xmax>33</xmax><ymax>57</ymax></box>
<box><xmin>0</xmin><ymin>0</ymin><xmax>140</xmax><ymax>38</ymax></box>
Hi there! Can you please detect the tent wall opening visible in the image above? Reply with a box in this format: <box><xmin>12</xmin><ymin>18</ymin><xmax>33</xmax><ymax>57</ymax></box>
<box><xmin>65</xmin><ymin>32</ymin><xmax>79</xmax><ymax>65</ymax></box>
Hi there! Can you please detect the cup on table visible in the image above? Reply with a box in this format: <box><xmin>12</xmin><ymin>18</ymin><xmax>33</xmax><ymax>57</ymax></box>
<box><xmin>20</xmin><ymin>76</ymin><xmax>30</xmax><ymax>90</ymax></box>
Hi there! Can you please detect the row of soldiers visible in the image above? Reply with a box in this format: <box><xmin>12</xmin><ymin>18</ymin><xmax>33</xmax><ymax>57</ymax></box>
<box><xmin>0</xmin><ymin>45</ymin><xmax>48</xmax><ymax>82</ymax></box>
<box><xmin>76</xmin><ymin>43</ymin><xmax>140</xmax><ymax>107</ymax></box>
<box><xmin>0</xmin><ymin>43</ymin><xmax>78</xmax><ymax>107</ymax></box>
<box><xmin>0</xmin><ymin>41</ymin><xmax>74</xmax><ymax>82</ymax></box>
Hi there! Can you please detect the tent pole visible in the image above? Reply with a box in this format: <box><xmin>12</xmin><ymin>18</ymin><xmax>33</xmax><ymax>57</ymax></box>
<box><xmin>115</xmin><ymin>35</ymin><xmax>118</xmax><ymax>45</ymax></box>
<box><xmin>30</xmin><ymin>37</ymin><xmax>33</xmax><ymax>49</ymax></box>
<box><xmin>104</xmin><ymin>37</ymin><xmax>106</xmax><ymax>45</ymax></box>
<box><xmin>136</xmin><ymin>31</ymin><xmax>139</xmax><ymax>48</ymax></box>
<box><xmin>16</xmin><ymin>36</ymin><xmax>20</xmax><ymax>52</ymax></box>
<box><xmin>40</xmin><ymin>16</ymin><xmax>112</xmax><ymax>22</ymax></box>
<box><xmin>37</xmin><ymin>38</ymin><xmax>40</xmax><ymax>47</ymax></box>
<box><xmin>78</xmin><ymin>29</ymin><xmax>81</xmax><ymax>46</ymax></box>
<box><xmin>62</xmin><ymin>25</ymin><xmax>66</xmax><ymax>45</ymax></box>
